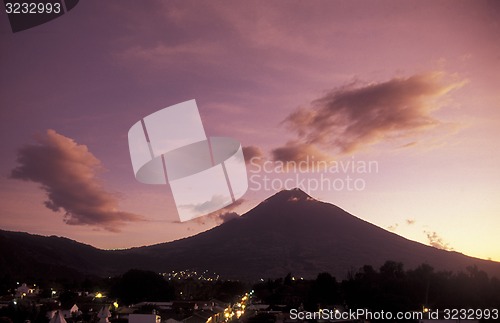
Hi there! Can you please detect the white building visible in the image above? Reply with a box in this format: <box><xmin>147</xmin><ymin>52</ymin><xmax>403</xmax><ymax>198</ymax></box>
<box><xmin>15</xmin><ymin>283</ymin><xmax>39</xmax><ymax>298</ymax></box>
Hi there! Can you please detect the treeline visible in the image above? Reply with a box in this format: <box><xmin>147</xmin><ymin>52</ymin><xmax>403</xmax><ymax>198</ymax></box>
<box><xmin>252</xmin><ymin>261</ymin><xmax>500</xmax><ymax>312</ymax></box>
<box><xmin>107</xmin><ymin>269</ymin><xmax>247</xmax><ymax>305</ymax></box>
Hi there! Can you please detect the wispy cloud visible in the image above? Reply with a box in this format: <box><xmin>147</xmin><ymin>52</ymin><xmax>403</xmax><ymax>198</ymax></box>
<box><xmin>271</xmin><ymin>141</ymin><xmax>333</xmax><ymax>166</ymax></box>
<box><xmin>424</xmin><ymin>230</ymin><xmax>453</xmax><ymax>251</ymax></box>
<box><xmin>406</xmin><ymin>218</ymin><xmax>416</xmax><ymax>225</ymax></box>
<box><xmin>388</xmin><ymin>218</ymin><xmax>416</xmax><ymax>231</ymax></box>
<box><xmin>10</xmin><ymin>129</ymin><xmax>145</xmax><ymax>232</ymax></box>
<box><xmin>193</xmin><ymin>199</ymin><xmax>246</xmax><ymax>225</ymax></box>
<box><xmin>179</xmin><ymin>195</ymin><xmax>232</xmax><ymax>216</ymax></box>
<box><xmin>272</xmin><ymin>72</ymin><xmax>464</xmax><ymax>163</ymax></box>
<box><xmin>387</xmin><ymin>223</ymin><xmax>399</xmax><ymax>231</ymax></box>
<box><xmin>116</xmin><ymin>41</ymin><xmax>221</xmax><ymax>69</ymax></box>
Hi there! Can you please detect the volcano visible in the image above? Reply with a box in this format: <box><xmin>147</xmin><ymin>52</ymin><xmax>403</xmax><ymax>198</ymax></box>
<box><xmin>118</xmin><ymin>188</ymin><xmax>500</xmax><ymax>280</ymax></box>
<box><xmin>1</xmin><ymin>188</ymin><xmax>500</xmax><ymax>281</ymax></box>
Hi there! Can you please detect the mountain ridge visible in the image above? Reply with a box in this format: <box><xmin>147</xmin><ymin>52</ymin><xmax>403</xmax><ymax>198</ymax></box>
<box><xmin>1</xmin><ymin>189</ymin><xmax>499</xmax><ymax>281</ymax></box>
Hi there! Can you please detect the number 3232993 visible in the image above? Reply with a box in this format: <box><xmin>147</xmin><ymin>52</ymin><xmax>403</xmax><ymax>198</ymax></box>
<box><xmin>5</xmin><ymin>2</ymin><xmax>62</xmax><ymax>14</ymax></box>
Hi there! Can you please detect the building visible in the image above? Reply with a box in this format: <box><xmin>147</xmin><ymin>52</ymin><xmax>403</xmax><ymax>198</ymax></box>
<box><xmin>15</xmin><ymin>283</ymin><xmax>39</xmax><ymax>298</ymax></box>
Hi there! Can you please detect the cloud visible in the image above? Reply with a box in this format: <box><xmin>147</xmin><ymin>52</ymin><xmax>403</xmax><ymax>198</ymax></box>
<box><xmin>388</xmin><ymin>219</ymin><xmax>415</xmax><ymax>231</ymax></box>
<box><xmin>180</xmin><ymin>195</ymin><xmax>231</xmax><ymax>215</ymax></box>
<box><xmin>271</xmin><ymin>141</ymin><xmax>333</xmax><ymax>165</ymax></box>
<box><xmin>218</xmin><ymin>212</ymin><xmax>240</xmax><ymax>223</ymax></box>
<box><xmin>276</xmin><ymin>72</ymin><xmax>464</xmax><ymax>159</ymax></box>
<box><xmin>10</xmin><ymin>129</ymin><xmax>144</xmax><ymax>232</ymax></box>
<box><xmin>424</xmin><ymin>230</ymin><xmax>453</xmax><ymax>251</ymax></box>
<box><xmin>116</xmin><ymin>41</ymin><xmax>221</xmax><ymax>69</ymax></box>
<box><xmin>400</xmin><ymin>141</ymin><xmax>418</xmax><ymax>148</ymax></box>
<box><xmin>242</xmin><ymin>145</ymin><xmax>264</xmax><ymax>164</ymax></box>
<box><xmin>387</xmin><ymin>223</ymin><xmax>399</xmax><ymax>231</ymax></box>
<box><xmin>192</xmin><ymin>199</ymin><xmax>246</xmax><ymax>225</ymax></box>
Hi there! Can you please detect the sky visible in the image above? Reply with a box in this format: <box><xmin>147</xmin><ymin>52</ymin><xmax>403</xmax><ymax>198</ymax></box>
<box><xmin>1</xmin><ymin>0</ymin><xmax>499</xmax><ymax>262</ymax></box>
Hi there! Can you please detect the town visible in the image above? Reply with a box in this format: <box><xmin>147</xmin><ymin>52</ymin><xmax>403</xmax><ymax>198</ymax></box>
<box><xmin>1</xmin><ymin>262</ymin><xmax>498</xmax><ymax>323</ymax></box>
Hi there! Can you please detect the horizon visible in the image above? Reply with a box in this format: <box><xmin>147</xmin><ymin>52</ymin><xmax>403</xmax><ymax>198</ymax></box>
<box><xmin>1</xmin><ymin>1</ymin><xmax>499</xmax><ymax>263</ymax></box>
<box><xmin>2</xmin><ymin>187</ymin><xmax>499</xmax><ymax>267</ymax></box>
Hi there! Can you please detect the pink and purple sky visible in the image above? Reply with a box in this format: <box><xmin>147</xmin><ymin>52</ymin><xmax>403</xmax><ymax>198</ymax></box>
<box><xmin>1</xmin><ymin>1</ymin><xmax>499</xmax><ymax>261</ymax></box>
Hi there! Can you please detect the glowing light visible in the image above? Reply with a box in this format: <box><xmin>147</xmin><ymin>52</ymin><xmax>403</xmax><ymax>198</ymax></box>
<box><xmin>113</xmin><ymin>301</ymin><xmax>119</xmax><ymax>308</ymax></box>
<box><xmin>95</xmin><ymin>292</ymin><xmax>103</xmax><ymax>298</ymax></box>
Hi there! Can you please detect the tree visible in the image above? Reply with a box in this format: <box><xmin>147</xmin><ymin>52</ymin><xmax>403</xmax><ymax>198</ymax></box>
<box><xmin>58</xmin><ymin>290</ymin><xmax>78</xmax><ymax>308</ymax></box>
<box><xmin>307</xmin><ymin>272</ymin><xmax>339</xmax><ymax>309</ymax></box>
<box><xmin>110</xmin><ymin>269</ymin><xmax>174</xmax><ymax>305</ymax></box>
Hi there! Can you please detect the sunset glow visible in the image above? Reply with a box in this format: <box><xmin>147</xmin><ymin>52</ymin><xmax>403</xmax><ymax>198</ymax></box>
<box><xmin>1</xmin><ymin>0</ymin><xmax>499</xmax><ymax>262</ymax></box>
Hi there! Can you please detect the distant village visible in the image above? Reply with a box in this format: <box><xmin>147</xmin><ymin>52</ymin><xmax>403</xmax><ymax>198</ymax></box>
<box><xmin>0</xmin><ymin>269</ymin><xmax>365</xmax><ymax>323</ymax></box>
<box><xmin>0</xmin><ymin>281</ymin><xmax>252</xmax><ymax>323</ymax></box>
<box><xmin>1</xmin><ymin>264</ymin><xmax>496</xmax><ymax>323</ymax></box>
<box><xmin>0</xmin><ymin>269</ymin><xmax>256</xmax><ymax>323</ymax></box>
<box><xmin>0</xmin><ymin>277</ymin><xmax>334</xmax><ymax>323</ymax></box>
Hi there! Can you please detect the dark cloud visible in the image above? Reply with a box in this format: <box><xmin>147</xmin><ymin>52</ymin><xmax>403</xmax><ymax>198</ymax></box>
<box><xmin>424</xmin><ymin>230</ymin><xmax>452</xmax><ymax>251</ymax></box>
<box><xmin>10</xmin><ymin>129</ymin><xmax>145</xmax><ymax>232</ymax></box>
<box><xmin>193</xmin><ymin>199</ymin><xmax>245</xmax><ymax>225</ymax></box>
<box><xmin>274</xmin><ymin>72</ymin><xmax>463</xmax><ymax>162</ymax></box>
<box><xmin>218</xmin><ymin>212</ymin><xmax>240</xmax><ymax>223</ymax></box>
<box><xmin>242</xmin><ymin>145</ymin><xmax>264</xmax><ymax>164</ymax></box>
<box><xmin>271</xmin><ymin>141</ymin><xmax>333</xmax><ymax>166</ymax></box>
